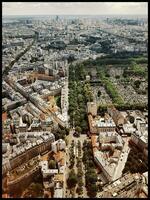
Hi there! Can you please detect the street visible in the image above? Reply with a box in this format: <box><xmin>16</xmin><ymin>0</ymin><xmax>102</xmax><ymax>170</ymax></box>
<box><xmin>64</xmin><ymin>131</ymin><xmax>89</xmax><ymax>198</ymax></box>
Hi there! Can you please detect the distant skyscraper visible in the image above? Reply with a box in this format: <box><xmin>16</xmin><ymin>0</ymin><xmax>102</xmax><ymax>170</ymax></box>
<box><xmin>56</xmin><ymin>15</ymin><xmax>59</xmax><ymax>21</ymax></box>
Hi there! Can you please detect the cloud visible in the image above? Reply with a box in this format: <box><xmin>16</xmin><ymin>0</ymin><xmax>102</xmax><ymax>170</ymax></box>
<box><xmin>2</xmin><ymin>2</ymin><xmax>148</xmax><ymax>16</ymax></box>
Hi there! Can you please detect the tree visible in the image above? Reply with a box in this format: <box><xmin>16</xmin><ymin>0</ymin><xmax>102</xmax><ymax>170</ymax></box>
<box><xmin>68</xmin><ymin>55</ymin><xmax>76</xmax><ymax>63</ymax></box>
<box><xmin>98</xmin><ymin>106</ymin><xmax>107</xmax><ymax>116</ymax></box>
<box><xmin>48</xmin><ymin>160</ymin><xmax>56</xmax><ymax>169</ymax></box>
<box><xmin>87</xmin><ymin>184</ymin><xmax>98</xmax><ymax>197</ymax></box>
<box><xmin>64</xmin><ymin>137</ymin><xmax>68</xmax><ymax>146</ymax></box>
<box><xmin>56</xmin><ymin>96</ymin><xmax>61</xmax><ymax>108</ymax></box>
<box><xmin>80</xmin><ymin>120</ymin><xmax>88</xmax><ymax>131</ymax></box>
<box><xmin>90</xmin><ymin>184</ymin><xmax>98</xmax><ymax>193</ymax></box>
<box><xmin>86</xmin><ymin>172</ymin><xmax>97</xmax><ymax>185</ymax></box>
<box><xmin>83</xmin><ymin>140</ymin><xmax>88</xmax><ymax>148</ymax></box>
<box><xmin>105</xmin><ymin>73</ymin><xmax>110</xmax><ymax>77</ymax></box>
<box><xmin>129</xmin><ymin>115</ymin><xmax>135</xmax><ymax>123</ymax></box>
<box><xmin>134</xmin><ymin>80</ymin><xmax>141</xmax><ymax>88</ymax></box>
<box><xmin>60</xmin><ymin>129</ymin><xmax>67</xmax><ymax>136</ymax></box>
<box><xmin>97</xmin><ymin>90</ymin><xmax>101</xmax><ymax>97</ymax></box>
<box><xmin>115</xmin><ymin>75</ymin><xmax>120</xmax><ymax>79</ymax></box>
<box><xmin>78</xmin><ymin>179</ymin><xmax>84</xmax><ymax>187</ymax></box>
<box><xmin>78</xmin><ymin>94</ymin><xmax>84</xmax><ymax>102</ymax></box>
<box><xmin>76</xmin><ymin>186</ymin><xmax>83</xmax><ymax>195</ymax></box>
<box><xmin>77</xmin><ymin>170</ymin><xmax>83</xmax><ymax>178</ymax></box>
<box><xmin>88</xmin><ymin>160</ymin><xmax>95</xmax><ymax>168</ymax></box>
<box><xmin>27</xmin><ymin>183</ymin><xmax>43</xmax><ymax>197</ymax></box>
<box><xmin>67</xmin><ymin>170</ymin><xmax>78</xmax><ymax>188</ymax></box>
<box><xmin>123</xmin><ymin>72</ymin><xmax>127</xmax><ymax>78</ymax></box>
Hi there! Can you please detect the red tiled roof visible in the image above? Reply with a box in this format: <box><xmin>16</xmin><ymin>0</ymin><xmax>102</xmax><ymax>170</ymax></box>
<box><xmin>54</xmin><ymin>151</ymin><xmax>65</xmax><ymax>166</ymax></box>
<box><xmin>2</xmin><ymin>194</ymin><xmax>9</xmax><ymax>198</ymax></box>
<box><xmin>2</xmin><ymin>112</ymin><xmax>7</xmax><ymax>121</ymax></box>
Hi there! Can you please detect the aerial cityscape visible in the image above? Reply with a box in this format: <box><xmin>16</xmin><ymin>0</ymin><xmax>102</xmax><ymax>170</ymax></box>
<box><xmin>2</xmin><ymin>2</ymin><xmax>148</xmax><ymax>198</ymax></box>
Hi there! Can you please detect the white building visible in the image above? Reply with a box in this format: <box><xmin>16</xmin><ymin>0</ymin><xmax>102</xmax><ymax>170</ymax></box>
<box><xmin>54</xmin><ymin>182</ymin><xmax>63</xmax><ymax>198</ymax></box>
<box><xmin>92</xmin><ymin>132</ymin><xmax>125</xmax><ymax>183</ymax></box>
<box><xmin>40</xmin><ymin>160</ymin><xmax>58</xmax><ymax>178</ymax></box>
<box><xmin>94</xmin><ymin>150</ymin><xmax>116</xmax><ymax>182</ymax></box>
<box><xmin>122</xmin><ymin>123</ymin><xmax>136</xmax><ymax>135</ymax></box>
<box><xmin>52</xmin><ymin>139</ymin><xmax>66</xmax><ymax>153</ymax></box>
<box><xmin>99</xmin><ymin>132</ymin><xmax>124</xmax><ymax>150</ymax></box>
<box><xmin>130</xmin><ymin>116</ymin><xmax>148</xmax><ymax>155</ymax></box>
<box><xmin>86</xmin><ymin>75</ymin><xmax>90</xmax><ymax>81</ymax></box>
<box><xmin>2</xmin><ymin>143</ymin><xmax>11</xmax><ymax>154</ymax></box>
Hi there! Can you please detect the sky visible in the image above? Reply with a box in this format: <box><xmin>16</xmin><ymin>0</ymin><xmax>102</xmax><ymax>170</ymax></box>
<box><xmin>2</xmin><ymin>2</ymin><xmax>148</xmax><ymax>16</ymax></box>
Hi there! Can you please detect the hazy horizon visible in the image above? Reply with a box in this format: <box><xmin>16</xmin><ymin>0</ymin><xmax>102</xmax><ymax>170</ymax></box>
<box><xmin>3</xmin><ymin>14</ymin><xmax>148</xmax><ymax>17</ymax></box>
<box><xmin>2</xmin><ymin>14</ymin><xmax>148</xmax><ymax>21</ymax></box>
<box><xmin>3</xmin><ymin>2</ymin><xmax>148</xmax><ymax>16</ymax></box>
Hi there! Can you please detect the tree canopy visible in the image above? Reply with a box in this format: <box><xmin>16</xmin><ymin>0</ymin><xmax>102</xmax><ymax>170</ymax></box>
<box><xmin>67</xmin><ymin>169</ymin><xmax>78</xmax><ymax>188</ymax></box>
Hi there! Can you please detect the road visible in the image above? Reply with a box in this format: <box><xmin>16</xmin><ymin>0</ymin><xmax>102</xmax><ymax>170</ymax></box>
<box><xmin>80</xmin><ymin>139</ymin><xmax>88</xmax><ymax>198</ymax></box>
<box><xmin>64</xmin><ymin>130</ymin><xmax>74</xmax><ymax>198</ymax></box>
<box><xmin>3</xmin><ymin>39</ymin><xmax>35</xmax><ymax>77</ymax></box>
<box><xmin>63</xmin><ymin>146</ymin><xmax>69</xmax><ymax>198</ymax></box>
<box><xmin>64</xmin><ymin>131</ymin><xmax>89</xmax><ymax>198</ymax></box>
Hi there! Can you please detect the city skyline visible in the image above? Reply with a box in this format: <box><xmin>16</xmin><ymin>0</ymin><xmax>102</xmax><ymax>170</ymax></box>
<box><xmin>3</xmin><ymin>2</ymin><xmax>148</xmax><ymax>16</ymax></box>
